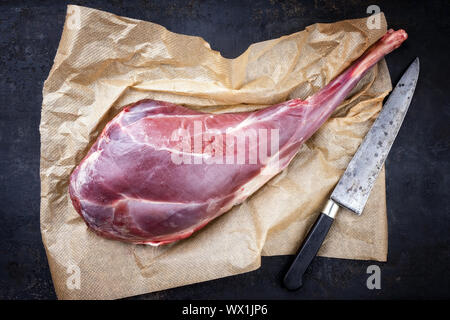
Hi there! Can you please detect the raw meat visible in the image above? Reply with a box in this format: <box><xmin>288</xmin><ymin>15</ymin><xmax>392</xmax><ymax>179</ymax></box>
<box><xmin>69</xmin><ymin>29</ymin><xmax>407</xmax><ymax>245</ymax></box>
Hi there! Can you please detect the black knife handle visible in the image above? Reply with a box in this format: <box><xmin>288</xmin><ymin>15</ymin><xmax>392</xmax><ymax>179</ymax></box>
<box><xmin>283</xmin><ymin>212</ymin><xmax>335</xmax><ymax>290</ymax></box>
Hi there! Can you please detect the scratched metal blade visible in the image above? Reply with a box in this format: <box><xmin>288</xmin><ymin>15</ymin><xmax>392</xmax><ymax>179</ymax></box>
<box><xmin>331</xmin><ymin>58</ymin><xmax>420</xmax><ymax>215</ymax></box>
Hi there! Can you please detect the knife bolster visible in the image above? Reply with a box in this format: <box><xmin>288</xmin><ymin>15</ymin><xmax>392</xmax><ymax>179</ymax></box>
<box><xmin>322</xmin><ymin>200</ymin><xmax>339</xmax><ymax>219</ymax></box>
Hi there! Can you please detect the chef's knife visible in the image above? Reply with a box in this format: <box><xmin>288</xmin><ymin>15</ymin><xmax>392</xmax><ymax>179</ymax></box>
<box><xmin>283</xmin><ymin>58</ymin><xmax>420</xmax><ymax>290</ymax></box>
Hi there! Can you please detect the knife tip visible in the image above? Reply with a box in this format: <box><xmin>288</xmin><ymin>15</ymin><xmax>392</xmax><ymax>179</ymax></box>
<box><xmin>413</xmin><ymin>57</ymin><xmax>420</xmax><ymax>69</ymax></box>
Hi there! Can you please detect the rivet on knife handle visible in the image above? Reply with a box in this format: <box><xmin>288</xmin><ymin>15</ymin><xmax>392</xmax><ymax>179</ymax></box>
<box><xmin>283</xmin><ymin>200</ymin><xmax>339</xmax><ymax>290</ymax></box>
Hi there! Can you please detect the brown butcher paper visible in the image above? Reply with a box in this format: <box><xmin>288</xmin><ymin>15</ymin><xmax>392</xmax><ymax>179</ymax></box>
<box><xmin>40</xmin><ymin>5</ymin><xmax>390</xmax><ymax>299</ymax></box>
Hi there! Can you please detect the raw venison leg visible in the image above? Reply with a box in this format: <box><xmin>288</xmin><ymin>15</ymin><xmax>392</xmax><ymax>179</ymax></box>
<box><xmin>69</xmin><ymin>29</ymin><xmax>407</xmax><ymax>245</ymax></box>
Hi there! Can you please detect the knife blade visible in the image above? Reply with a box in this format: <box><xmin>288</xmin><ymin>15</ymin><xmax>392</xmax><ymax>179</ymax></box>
<box><xmin>331</xmin><ymin>58</ymin><xmax>420</xmax><ymax>214</ymax></box>
<box><xmin>284</xmin><ymin>58</ymin><xmax>420</xmax><ymax>290</ymax></box>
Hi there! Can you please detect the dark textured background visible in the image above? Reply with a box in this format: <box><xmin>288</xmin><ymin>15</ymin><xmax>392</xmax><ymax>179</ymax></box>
<box><xmin>0</xmin><ymin>0</ymin><xmax>449</xmax><ymax>300</ymax></box>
